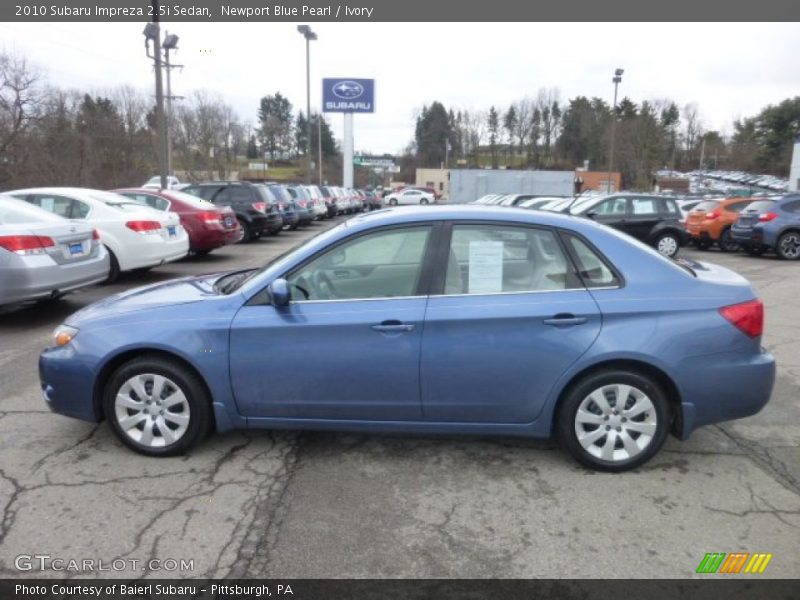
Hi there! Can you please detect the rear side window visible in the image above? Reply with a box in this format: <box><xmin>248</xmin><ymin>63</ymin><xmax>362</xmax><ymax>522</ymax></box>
<box><xmin>445</xmin><ymin>224</ymin><xmax>577</xmax><ymax>294</ymax></box>
<box><xmin>563</xmin><ymin>234</ymin><xmax>621</xmax><ymax>288</ymax></box>
<box><xmin>630</xmin><ymin>198</ymin><xmax>658</xmax><ymax>215</ymax></box>
<box><xmin>661</xmin><ymin>199</ymin><xmax>679</xmax><ymax>215</ymax></box>
<box><xmin>28</xmin><ymin>194</ymin><xmax>74</xmax><ymax>218</ymax></box>
<box><xmin>693</xmin><ymin>200</ymin><xmax>720</xmax><ymax>212</ymax></box>
<box><xmin>221</xmin><ymin>186</ymin><xmax>254</xmax><ymax>203</ymax></box>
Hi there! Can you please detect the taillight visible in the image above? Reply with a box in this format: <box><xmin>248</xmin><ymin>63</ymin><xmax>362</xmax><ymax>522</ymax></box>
<box><xmin>92</xmin><ymin>229</ymin><xmax>100</xmax><ymax>240</ymax></box>
<box><xmin>298</xmin><ymin>201</ymin><xmax>307</xmax><ymax>208</ymax></box>
<box><xmin>705</xmin><ymin>210</ymin><xmax>720</xmax><ymax>220</ymax></box>
<box><xmin>251</xmin><ymin>202</ymin><xmax>266</xmax><ymax>213</ymax></box>
<box><xmin>279</xmin><ymin>203</ymin><xmax>285</xmax><ymax>211</ymax></box>
<box><xmin>198</xmin><ymin>211</ymin><xmax>221</xmax><ymax>224</ymax></box>
<box><xmin>758</xmin><ymin>212</ymin><xmax>778</xmax><ymax>222</ymax></box>
<box><xmin>0</xmin><ymin>235</ymin><xmax>55</xmax><ymax>255</ymax></box>
<box><xmin>125</xmin><ymin>220</ymin><xmax>162</xmax><ymax>234</ymax></box>
<box><xmin>720</xmin><ymin>299</ymin><xmax>764</xmax><ymax>338</ymax></box>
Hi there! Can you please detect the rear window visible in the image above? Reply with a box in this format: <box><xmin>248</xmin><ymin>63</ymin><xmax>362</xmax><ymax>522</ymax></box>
<box><xmin>164</xmin><ymin>191</ymin><xmax>216</xmax><ymax>210</ymax></box>
<box><xmin>0</xmin><ymin>196</ymin><xmax>65</xmax><ymax>224</ymax></box>
<box><xmin>693</xmin><ymin>200</ymin><xmax>720</xmax><ymax>212</ymax></box>
<box><xmin>255</xmin><ymin>185</ymin><xmax>277</xmax><ymax>203</ymax></box>
<box><xmin>742</xmin><ymin>200</ymin><xmax>776</xmax><ymax>213</ymax></box>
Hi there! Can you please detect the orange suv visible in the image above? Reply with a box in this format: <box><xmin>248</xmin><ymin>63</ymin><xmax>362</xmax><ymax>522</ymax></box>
<box><xmin>685</xmin><ymin>197</ymin><xmax>755</xmax><ymax>252</ymax></box>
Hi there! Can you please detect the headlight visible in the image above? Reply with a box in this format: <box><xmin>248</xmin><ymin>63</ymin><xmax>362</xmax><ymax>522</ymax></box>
<box><xmin>53</xmin><ymin>325</ymin><xmax>79</xmax><ymax>347</ymax></box>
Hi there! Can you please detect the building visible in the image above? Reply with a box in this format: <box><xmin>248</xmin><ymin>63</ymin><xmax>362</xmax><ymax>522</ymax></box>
<box><xmin>790</xmin><ymin>136</ymin><xmax>800</xmax><ymax>192</ymax></box>
<box><xmin>415</xmin><ymin>168</ymin><xmax>450</xmax><ymax>200</ymax></box>
<box><xmin>448</xmin><ymin>169</ymin><xmax>574</xmax><ymax>204</ymax></box>
<box><xmin>574</xmin><ymin>170</ymin><xmax>622</xmax><ymax>194</ymax></box>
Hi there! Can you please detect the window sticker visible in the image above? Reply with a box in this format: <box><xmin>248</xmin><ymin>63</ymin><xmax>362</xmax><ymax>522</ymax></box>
<box><xmin>468</xmin><ymin>240</ymin><xmax>503</xmax><ymax>293</ymax></box>
<box><xmin>40</xmin><ymin>197</ymin><xmax>55</xmax><ymax>212</ymax></box>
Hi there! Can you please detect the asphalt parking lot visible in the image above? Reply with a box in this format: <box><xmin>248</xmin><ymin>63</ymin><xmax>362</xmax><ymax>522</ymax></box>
<box><xmin>0</xmin><ymin>222</ymin><xmax>798</xmax><ymax>579</ymax></box>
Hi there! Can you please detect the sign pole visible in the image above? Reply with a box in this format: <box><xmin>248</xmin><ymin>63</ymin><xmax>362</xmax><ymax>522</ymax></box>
<box><xmin>343</xmin><ymin>112</ymin><xmax>354</xmax><ymax>187</ymax></box>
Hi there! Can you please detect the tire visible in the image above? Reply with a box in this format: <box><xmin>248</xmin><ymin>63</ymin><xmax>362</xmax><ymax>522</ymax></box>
<box><xmin>718</xmin><ymin>229</ymin><xmax>740</xmax><ymax>253</ymax></box>
<box><xmin>103</xmin><ymin>356</ymin><xmax>212</xmax><ymax>457</ymax></box>
<box><xmin>237</xmin><ymin>218</ymin><xmax>253</xmax><ymax>243</ymax></box>
<box><xmin>193</xmin><ymin>249</ymin><xmax>212</xmax><ymax>257</ymax></box>
<box><xmin>654</xmin><ymin>232</ymin><xmax>680</xmax><ymax>258</ymax></box>
<box><xmin>420</xmin><ymin>199</ymin><xmax>429</xmax><ymax>205</ymax></box>
<box><xmin>557</xmin><ymin>369</ymin><xmax>671</xmax><ymax>472</ymax></box>
<box><xmin>102</xmin><ymin>247</ymin><xmax>120</xmax><ymax>284</ymax></box>
<box><xmin>389</xmin><ymin>199</ymin><xmax>398</xmax><ymax>206</ymax></box>
<box><xmin>743</xmin><ymin>244</ymin><xmax>765</xmax><ymax>256</ymax></box>
<box><xmin>695</xmin><ymin>239</ymin><xmax>712</xmax><ymax>250</ymax></box>
<box><xmin>776</xmin><ymin>231</ymin><xmax>800</xmax><ymax>261</ymax></box>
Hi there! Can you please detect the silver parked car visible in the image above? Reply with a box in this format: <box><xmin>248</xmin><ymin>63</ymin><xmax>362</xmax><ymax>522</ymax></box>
<box><xmin>0</xmin><ymin>195</ymin><xmax>109</xmax><ymax>305</ymax></box>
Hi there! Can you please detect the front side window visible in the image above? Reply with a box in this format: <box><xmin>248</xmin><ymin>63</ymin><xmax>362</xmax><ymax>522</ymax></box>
<box><xmin>593</xmin><ymin>198</ymin><xmax>626</xmax><ymax>215</ymax></box>
<box><xmin>286</xmin><ymin>226</ymin><xmax>432</xmax><ymax>301</ymax></box>
<box><xmin>444</xmin><ymin>224</ymin><xmax>575</xmax><ymax>295</ymax></box>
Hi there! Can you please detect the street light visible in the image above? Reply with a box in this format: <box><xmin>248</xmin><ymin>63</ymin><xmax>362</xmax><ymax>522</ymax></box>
<box><xmin>143</xmin><ymin>3</ymin><xmax>169</xmax><ymax>190</ymax></box>
<box><xmin>606</xmin><ymin>67</ymin><xmax>624</xmax><ymax>193</ymax></box>
<box><xmin>162</xmin><ymin>32</ymin><xmax>180</xmax><ymax>177</ymax></box>
<box><xmin>297</xmin><ymin>25</ymin><xmax>317</xmax><ymax>185</ymax></box>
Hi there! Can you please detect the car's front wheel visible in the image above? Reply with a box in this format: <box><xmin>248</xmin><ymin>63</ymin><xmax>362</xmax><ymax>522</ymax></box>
<box><xmin>389</xmin><ymin>198</ymin><xmax>398</xmax><ymax>206</ymax></box>
<box><xmin>557</xmin><ymin>369</ymin><xmax>671</xmax><ymax>472</ymax></box>
<box><xmin>104</xmin><ymin>356</ymin><xmax>212</xmax><ymax>456</ymax></box>
<box><xmin>654</xmin><ymin>232</ymin><xmax>680</xmax><ymax>258</ymax></box>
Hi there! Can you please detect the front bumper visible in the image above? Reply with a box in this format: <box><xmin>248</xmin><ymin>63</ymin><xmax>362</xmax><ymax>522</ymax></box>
<box><xmin>39</xmin><ymin>344</ymin><xmax>100</xmax><ymax>423</ymax></box>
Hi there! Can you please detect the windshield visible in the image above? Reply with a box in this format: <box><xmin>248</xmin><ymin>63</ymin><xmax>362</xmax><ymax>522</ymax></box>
<box><xmin>741</xmin><ymin>200</ymin><xmax>776</xmax><ymax>212</ymax></box>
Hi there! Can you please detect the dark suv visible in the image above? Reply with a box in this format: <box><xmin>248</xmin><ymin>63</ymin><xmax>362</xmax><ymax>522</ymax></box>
<box><xmin>572</xmin><ymin>194</ymin><xmax>688</xmax><ymax>257</ymax></box>
<box><xmin>181</xmin><ymin>182</ymin><xmax>283</xmax><ymax>242</ymax></box>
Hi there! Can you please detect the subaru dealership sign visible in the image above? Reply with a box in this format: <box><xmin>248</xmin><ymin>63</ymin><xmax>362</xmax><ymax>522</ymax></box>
<box><xmin>322</xmin><ymin>78</ymin><xmax>375</xmax><ymax>113</ymax></box>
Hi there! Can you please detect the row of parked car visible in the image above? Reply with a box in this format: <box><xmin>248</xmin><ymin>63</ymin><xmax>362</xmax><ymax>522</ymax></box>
<box><xmin>0</xmin><ymin>181</ymin><xmax>382</xmax><ymax>306</ymax></box>
<box><xmin>688</xmin><ymin>169</ymin><xmax>790</xmax><ymax>193</ymax></box>
<box><xmin>471</xmin><ymin>190</ymin><xmax>800</xmax><ymax>261</ymax></box>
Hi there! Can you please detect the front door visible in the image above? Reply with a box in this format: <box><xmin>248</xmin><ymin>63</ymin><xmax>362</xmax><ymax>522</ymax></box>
<box><xmin>229</xmin><ymin>224</ymin><xmax>436</xmax><ymax>420</ymax></box>
<box><xmin>421</xmin><ymin>223</ymin><xmax>602</xmax><ymax>423</ymax></box>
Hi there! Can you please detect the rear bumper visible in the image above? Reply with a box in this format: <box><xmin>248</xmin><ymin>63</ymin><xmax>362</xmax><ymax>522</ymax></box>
<box><xmin>0</xmin><ymin>251</ymin><xmax>110</xmax><ymax>305</ymax></box>
<box><xmin>190</xmin><ymin>225</ymin><xmax>243</xmax><ymax>251</ymax></box>
<box><xmin>730</xmin><ymin>226</ymin><xmax>761</xmax><ymax>245</ymax></box>
<box><xmin>675</xmin><ymin>348</ymin><xmax>776</xmax><ymax>439</ymax></box>
<box><xmin>122</xmin><ymin>234</ymin><xmax>189</xmax><ymax>271</ymax></box>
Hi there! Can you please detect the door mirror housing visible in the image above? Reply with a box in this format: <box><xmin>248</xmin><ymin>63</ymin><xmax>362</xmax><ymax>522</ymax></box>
<box><xmin>268</xmin><ymin>278</ymin><xmax>291</xmax><ymax>306</ymax></box>
<box><xmin>585</xmin><ymin>211</ymin><xmax>598</xmax><ymax>220</ymax></box>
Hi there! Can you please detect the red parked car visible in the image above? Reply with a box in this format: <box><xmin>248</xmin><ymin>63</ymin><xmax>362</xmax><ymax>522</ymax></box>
<box><xmin>112</xmin><ymin>188</ymin><xmax>243</xmax><ymax>254</ymax></box>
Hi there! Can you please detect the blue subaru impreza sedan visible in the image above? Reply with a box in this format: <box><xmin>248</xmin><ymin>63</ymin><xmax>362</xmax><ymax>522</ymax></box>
<box><xmin>40</xmin><ymin>206</ymin><xmax>776</xmax><ymax>471</ymax></box>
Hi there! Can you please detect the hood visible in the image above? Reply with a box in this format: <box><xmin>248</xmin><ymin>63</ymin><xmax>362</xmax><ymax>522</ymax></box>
<box><xmin>66</xmin><ymin>272</ymin><xmax>228</xmax><ymax>325</ymax></box>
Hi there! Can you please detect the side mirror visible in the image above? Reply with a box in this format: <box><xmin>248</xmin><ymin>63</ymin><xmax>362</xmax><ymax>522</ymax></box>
<box><xmin>267</xmin><ymin>278</ymin><xmax>291</xmax><ymax>307</ymax></box>
<box><xmin>585</xmin><ymin>211</ymin><xmax>598</xmax><ymax>220</ymax></box>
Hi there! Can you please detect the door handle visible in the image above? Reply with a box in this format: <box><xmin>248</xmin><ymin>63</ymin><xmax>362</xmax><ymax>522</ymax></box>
<box><xmin>543</xmin><ymin>314</ymin><xmax>588</xmax><ymax>327</ymax></box>
<box><xmin>371</xmin><ymin>320</ymin><xmax>415</xmax><ymax>333</ymax></box>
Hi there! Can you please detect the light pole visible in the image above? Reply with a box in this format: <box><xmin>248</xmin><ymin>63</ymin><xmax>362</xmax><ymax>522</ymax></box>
<box><xmin>297</xmin><ymin>25</ymin><xmax>317</xmax><ymax>184</ymax></box>
<box><xmin>162</xmin><ymin>32</ymin><xmax>180</xmax><ymax>178</ymax></box>
<box><xmin>606</xmin><ymin>67</ymin><xmax>623</xmax><ymax>193</ymax></box>
<box><xmin>143</xmin><ymin>6</ymin><xmax>169</xmax><ymax>190</ymax></box>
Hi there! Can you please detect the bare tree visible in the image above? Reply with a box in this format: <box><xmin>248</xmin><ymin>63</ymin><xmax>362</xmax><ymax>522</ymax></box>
<box><xmin>0</xmin><ymin>51</ymin><xmax>40</xmax><ymax>163</ymax></box>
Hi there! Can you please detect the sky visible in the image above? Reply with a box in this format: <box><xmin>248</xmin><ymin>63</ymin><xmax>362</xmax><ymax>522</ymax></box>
<box><xmin>1</xmin><ymin>22</ymin><xmax>798</xmax><ymax>155</ymax></box>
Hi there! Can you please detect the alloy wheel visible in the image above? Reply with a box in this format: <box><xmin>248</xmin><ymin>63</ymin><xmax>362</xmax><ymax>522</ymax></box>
<box><xmin>657</xmin><ymin>235</ymin><xmax>678</xmax><ymax>257</ymax></box>
<box><xmin>778</xmin><ymin>233</ymin><xmax>800</xmax><ymax>260</ymax></box>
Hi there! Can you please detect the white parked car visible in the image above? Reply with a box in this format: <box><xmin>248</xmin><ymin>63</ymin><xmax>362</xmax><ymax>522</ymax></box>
<box><xmin>143</xmin><ymin>176</ymin><xmax>182</xmax><ymax>190</ymax></box>
<box><xmin>384</xmin><ymin>189</ymin><xmax>435</xmax><ymax>206</ymax></box>
<box><xmin>7</xmin><ymin>188</ymin><xmax>189</xmax><ymax>282</ymax></box>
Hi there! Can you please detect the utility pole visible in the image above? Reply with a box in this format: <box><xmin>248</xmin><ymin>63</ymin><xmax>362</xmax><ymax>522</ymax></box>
<box><xmin>143</xmin><ymin>2</ymin><xmax>169</xmax><ymax>190</ymax></box>
<box><xmin>297</xmin><ymin>25</ymin><xmax>317</xmax><ymax>184</ymax></box>
<box><xmin>317</xmin><ymin>113</ymin><xmax>323</xmax><ymax>185</ymax></box>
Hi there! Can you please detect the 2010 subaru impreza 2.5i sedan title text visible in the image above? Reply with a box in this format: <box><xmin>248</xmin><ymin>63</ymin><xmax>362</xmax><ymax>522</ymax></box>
<box><xmin>39</xmin><ymin>205</ymin><xmax>776</xmax><ymax>471</ymax></box>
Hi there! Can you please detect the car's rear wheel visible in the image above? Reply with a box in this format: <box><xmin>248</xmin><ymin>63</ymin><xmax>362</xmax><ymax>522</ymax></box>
<box><xmin>104</xmin><ymin>356</ymin><xmax>212</xmax><ymax>456</ymax></box>
<box><xmin>389</xmin><ymin>198</ymin><xmax>398</xmax><ymax>206</ymax></box>
<box><xmin>237</xmin><ymin>218</ymin><xmax>253</xmax><ymax>243</ymax></box>
<box><xmin>655</xmin><ymin>232</ymin><xmax>680</xmax><ymax>258</ymax></box>
<box><xmin>718</xmin><ymin>229</ymin><xmax>740</xmax><ymax>253</ymax></box>
<box><xmin>557</xmin><ymin>369</ymin><xmax>670</xmax><ymax>472</ymax></box>
<box><xmin>102</xmin><ymin>247</ymin><xmax>120</xmax><ymax>284</ymax></box>
<box><xmin>420</xmin><ymin>198</ymin><xmax>429</xmax><ymax>205</ymax></box>
<box><xmin>776</xmin><ymin>231</ymin><xmax>800</xmax><ymax>260</ymax></box>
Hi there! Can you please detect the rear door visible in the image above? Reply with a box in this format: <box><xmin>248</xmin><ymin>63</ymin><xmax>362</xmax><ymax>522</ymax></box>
<box><xmin>625</xmin><ymin>197</ymin><xmax>661</xmax><ymax>242</ymax></box>
<box><xmin>420</xmin><ymin>222</ymin><xmax>602</xmax><ymax>423</ymax></box>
